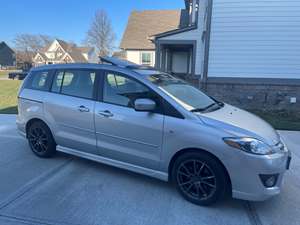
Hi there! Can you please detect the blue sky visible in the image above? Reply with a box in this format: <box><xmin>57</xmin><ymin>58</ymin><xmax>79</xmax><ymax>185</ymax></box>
<box><xmin>0</xmin><ymin>0</ymin><xmax>184</xmax><ymax>47</ymax></box>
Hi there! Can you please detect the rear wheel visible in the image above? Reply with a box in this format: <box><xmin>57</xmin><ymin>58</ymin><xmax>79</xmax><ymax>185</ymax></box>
<box><xmin>27</xmin><ymin>121</ymin><xmax>56</xmax><ymax>158</ymax></box>
<box><xmin>172</xmin><ymin>152</ymin><xmax>227</xmax><ymax>206</ymax></box>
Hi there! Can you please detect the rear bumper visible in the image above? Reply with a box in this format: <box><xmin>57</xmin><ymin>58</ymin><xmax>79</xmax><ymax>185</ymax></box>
<box><xmin>16</xmin><ymin>115</ymin><xmax>26</xmax><ymax>138</ymax></box>
<box><xmin>18</xmin><ymin>130</ymin><xmax>26</xmax><ymax>138</ymax></box>
<box><xmin>229</xmin><ymin>144</ymin><xmax>291</xmax><ymax>201</ymax></box>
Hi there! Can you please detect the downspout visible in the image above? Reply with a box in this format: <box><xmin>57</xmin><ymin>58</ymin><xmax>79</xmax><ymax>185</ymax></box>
<box><xmin>154</xmin><ymin>39</ymin><xmax>160</xmax><ymax>70</ymax></box>
<box><xmin>202</xmin><ymin>0</ymin><xmax>213</xmax><ymax>91</ymax></box>
<box><xmin>148</xmin><ymin>35</ymin><xmax>160</xmax><ymax>70</ymax></box>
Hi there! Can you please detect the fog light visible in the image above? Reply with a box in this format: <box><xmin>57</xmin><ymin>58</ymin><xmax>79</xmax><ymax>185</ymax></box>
<box><xmin>259</xmin><ymin>174</ymin><xmax>279</xmax><ymax>188</ymax></box>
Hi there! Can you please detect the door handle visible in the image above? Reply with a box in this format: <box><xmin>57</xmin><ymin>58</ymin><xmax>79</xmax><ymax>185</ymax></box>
<box><xmin>78</xmin><ymin>105</ymin><xmax>90</xmax><ymax>112</ymax></box>
<box><xmin>98</xmin><ymin>110</ymin><xmax>114</xmax><ymax>118</ymax></box>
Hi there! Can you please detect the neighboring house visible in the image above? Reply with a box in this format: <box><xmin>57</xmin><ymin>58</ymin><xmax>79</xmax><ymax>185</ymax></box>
<box><xmin>0</xmin><ymin>42</ymin><xmax>16</xmax><ymax>68</ymax></box>
<box><xmin>33</xmin><ymin>39</ymin><xmax>98</xmax><ymax>66</ymax></box>
<box><xmin>120</xmin><ymin>10</ymin><xmax>189</xmax><ymax>67</ymax></box>
<box><xmin>122</xmin><ymin>0</ymin><xmax>300</xmax><ymax>112</ymax></box>
<box><xmin>112</xmin><ymin>50</ymin><xmax>126</xmax><ymax>60</ymax></box>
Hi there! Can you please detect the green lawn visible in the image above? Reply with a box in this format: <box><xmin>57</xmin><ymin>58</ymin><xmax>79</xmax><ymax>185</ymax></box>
<box><xmin>250</xmin><ymin>110</ymin><xmax>300</xmax><ymax>131</ymax></box>
<box><xmin>0</xmin><ymin>80</ymin><xmax>21</xmax><ymax>114</ymax></box>
<box><xmin>0</xmin><ymin>71</ymin><xmax>9</xmax><ymax>78</ymax></box>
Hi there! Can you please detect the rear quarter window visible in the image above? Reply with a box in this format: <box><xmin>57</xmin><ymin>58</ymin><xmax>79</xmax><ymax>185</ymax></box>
<box><xmin>25</xmin><ymin>70</ymin><xmax>52</xmax><ymax>91</ymax></box>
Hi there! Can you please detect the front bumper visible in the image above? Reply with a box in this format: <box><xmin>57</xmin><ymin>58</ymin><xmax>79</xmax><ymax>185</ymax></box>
<box><xmin>228</xmin><ymin>142</ymin><xmax>291</xmax><ymax>201</ymax></box>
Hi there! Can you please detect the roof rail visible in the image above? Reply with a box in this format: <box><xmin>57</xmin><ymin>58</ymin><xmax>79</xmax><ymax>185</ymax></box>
<box><xmin>99</xmin><ymin>56</ymin><xmax>155</xmax><ymax>70</ymax></box>
<box><xmin>99</xmin><ymin>56</ymin><xmax>137</xmax><ymax>67</ymax></box>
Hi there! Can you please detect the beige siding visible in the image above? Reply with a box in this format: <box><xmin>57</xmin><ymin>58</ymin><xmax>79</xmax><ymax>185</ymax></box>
<box><xmin>126</xmin><ymin>50</ymin><xmax>155</xmax><ymax>67</ymax></box>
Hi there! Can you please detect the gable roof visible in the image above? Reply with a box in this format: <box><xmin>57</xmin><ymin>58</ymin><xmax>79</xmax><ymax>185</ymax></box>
<box><xmin>34</xmin><ymin>39</ymin><xmax>92</xmax><ymax>63</ymax></box>
<box><xmin>67</xmin><ymin>48</ymin><xmax>87</xmax><ymax>62</ymax></box>
<box><xmin>77</xmin><ymin>47</ymin><xmax>94</xmax><ymax>53</ymax></box>
<box><xmin>56</xmin><ymin>39</ymin><xmax>72</xmax><ymax>51</ymax></box>
<box><xmin>36</xmin><ymin>52</ymin><xmax>47</xmax><ymax>60</ymax></box>
<box><xmin>0</xmin><ymin>41</ymin><xmax>15</xmax><ymax>54</ymax></box>
<box><xmin>120</xmin><ymin>10</ymin><xmax>186</xmax><ymax>50</ymax></box>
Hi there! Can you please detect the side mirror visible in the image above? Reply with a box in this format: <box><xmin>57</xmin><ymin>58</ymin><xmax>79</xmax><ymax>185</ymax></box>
<box><xmin>134</xmin><ymin>98</ymin><xmax>156</xmax><ymax>112</ymax></box>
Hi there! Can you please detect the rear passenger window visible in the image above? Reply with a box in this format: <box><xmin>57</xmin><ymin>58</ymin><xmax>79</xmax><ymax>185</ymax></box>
<box><xmin>28</xmin><ymin>71</ymin><xmax>50</xmax><ymax>91</ymax></box>
<box><xmin>51</xmin><ymin>71</ymin><xmax>63</xmax><ymax>93</ymax></box>
<box><xmin>51</xmin><ymin>70</ymin><xmax>95</xmax><ymax>99</ymax></box>
<box><xmin>62</xmin><ymin>72</ymin><xmax>74</xmax><ymax>87</ymax></box>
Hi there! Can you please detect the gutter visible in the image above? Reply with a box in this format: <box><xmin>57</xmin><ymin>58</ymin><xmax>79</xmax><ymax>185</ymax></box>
<box><xmin>150</xmin><ymin>25</ymin><xmax>197</xmax><ymax>40</ymax></box>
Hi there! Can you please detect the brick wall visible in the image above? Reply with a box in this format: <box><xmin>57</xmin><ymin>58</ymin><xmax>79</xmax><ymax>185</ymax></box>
<box><xmin>185</xmin><ymin>77</ymin><xmax>300</xmax><ymax>114</ymax></box>
<box><xmin>202</xmin><ymin>82</ymin><xmax>300</xmax><ymax>115</ymax></box>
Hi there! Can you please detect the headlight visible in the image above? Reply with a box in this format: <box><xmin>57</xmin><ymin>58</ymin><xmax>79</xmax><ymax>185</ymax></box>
<box><xmin>223</xmin><ymin>137</ymin><xmax>275</xmax><ymax>155</ymax></box>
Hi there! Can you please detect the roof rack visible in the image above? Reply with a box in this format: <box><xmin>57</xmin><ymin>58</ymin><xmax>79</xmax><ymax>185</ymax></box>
<box><xmin>99</xmin><ymin>56</ymin><xmax>155</xmax><ymax>70</ymax></box>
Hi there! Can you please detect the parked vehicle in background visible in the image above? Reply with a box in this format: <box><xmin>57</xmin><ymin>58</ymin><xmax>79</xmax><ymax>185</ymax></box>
<box><xmin>16</xmin><ymin>57</ymin><xmax>291</xmax><ymax>206</ymax></box>
<box><xmin>8</xmin><ymin>63</ymin><xmax>31</xmax><ymax>80</ymax></box>
<box><xmin>8</xmin><ymin>71</ymin><xmax>28</xmax><ymax>80</ymax></box>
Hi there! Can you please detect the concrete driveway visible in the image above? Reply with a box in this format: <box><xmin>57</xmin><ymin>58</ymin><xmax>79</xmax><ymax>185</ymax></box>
<box><xmin>0</xmin><ymin>115</ymin><xmax>299</xmax><ymax>225</ymax></box>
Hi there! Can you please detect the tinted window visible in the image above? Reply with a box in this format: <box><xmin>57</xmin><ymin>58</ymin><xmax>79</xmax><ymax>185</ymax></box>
<box><xmin>51</xmin><ymin>70</ymin><xmax>95</xmax><ymax>99</ymax></box>
<box><xmin>28</xmin><ymin>71</ymin><xmax>50</xmax><ymax>91</ymax></box>
<box><xmin>103</xmin><ymin>72</ymin><xmax>156</xmax><ymax>108</ymax></box>
<box><xmin>51</xmin><ymin>71</ymin><xmax>64</xmax><ymax>93</ymax></box>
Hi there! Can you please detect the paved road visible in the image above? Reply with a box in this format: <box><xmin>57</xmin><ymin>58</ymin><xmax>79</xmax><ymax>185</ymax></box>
<box><xmin>0</xmin><ymin>115</ymin><xmax>299</xmax><ymax>225</ymax></box>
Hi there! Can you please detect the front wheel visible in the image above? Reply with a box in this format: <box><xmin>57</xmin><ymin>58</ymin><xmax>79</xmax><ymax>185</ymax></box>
<box><xmin>172</xmin><ymin>152</ymin><xmax>228</xmax><ymax>206</ymax></box>
<box><xmin>27</xmin><ymin>121</ymin><xmax>56</xmax><ymax>158</ymax></box>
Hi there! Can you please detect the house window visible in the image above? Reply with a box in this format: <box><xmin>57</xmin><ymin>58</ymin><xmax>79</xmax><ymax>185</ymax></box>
<box><xmin>141</xmin><ymin>52</ymin><xmax>152</xmax><ymax>65</ymax></box>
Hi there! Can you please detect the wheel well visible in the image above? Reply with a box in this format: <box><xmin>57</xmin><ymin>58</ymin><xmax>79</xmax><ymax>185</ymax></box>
<box><xmin>168</xmin><ymin>148</ymin><xmax>232</xmax><ymax>193</ymax></box>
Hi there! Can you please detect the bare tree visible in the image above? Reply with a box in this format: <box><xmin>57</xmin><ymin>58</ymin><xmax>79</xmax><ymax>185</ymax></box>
<box><xmin>38</xmin><ymin>35</ymin><xmax>54</xmax><ymax>47</ymax></box>
<box><xmin>85</xmin><ymin>10</ymin><xmax>116</xmax><ymax>57</ymax></box>
<box><xmin>14</xmin><ymin>34</ymin><xmax>54</xmax><ymax>64</ymax></box>
<box><xmin>14</xmin><ymin>34</ymin><xmax>53</xmax><ymax>52</ymax></box>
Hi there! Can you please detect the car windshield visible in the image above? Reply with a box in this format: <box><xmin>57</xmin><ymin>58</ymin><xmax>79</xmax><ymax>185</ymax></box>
<box><xmin>148</xmin><ymin>73</ymin><xmax>223</xmax><ymax>113</ymax></box>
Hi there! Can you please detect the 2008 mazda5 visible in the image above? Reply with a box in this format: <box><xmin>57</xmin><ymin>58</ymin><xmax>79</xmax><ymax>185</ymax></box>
<box><xmin>17</xmin><ymin>58</ymin><xmax>291</xmax><ymax>206</ymax></box>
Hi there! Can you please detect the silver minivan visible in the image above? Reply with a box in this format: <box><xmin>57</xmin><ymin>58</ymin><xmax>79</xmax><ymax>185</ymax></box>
<box><xmin>17</xmin><ymin>58</ymin><xmax>291</xmax><ymax>206</ymax></box>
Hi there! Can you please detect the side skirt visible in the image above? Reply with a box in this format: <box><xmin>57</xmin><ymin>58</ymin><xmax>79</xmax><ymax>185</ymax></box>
<box><xmin>56</xmin><ymin>145</ymin><xmax>169</xmax><ymax>181</ymax></box>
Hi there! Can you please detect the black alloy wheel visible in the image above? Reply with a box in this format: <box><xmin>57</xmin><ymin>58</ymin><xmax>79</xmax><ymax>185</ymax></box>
<box><xmin>172</xmin><ymin>152</ymin><xmax>228</xmax><ymax>206</ymax></box>
<box><xmin>177</xmin><ymin>159</ymin><xmax>217</xmax><ymax>201</ymax></box>
<box><xmin>27</xmin><ymin>121</ymin><xmax>56</xmax><ymax>158</ymax></box>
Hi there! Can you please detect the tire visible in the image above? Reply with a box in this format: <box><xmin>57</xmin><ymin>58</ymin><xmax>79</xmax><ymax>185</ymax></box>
<box><xmin>27</xmin><ymin>121</ymin><xmax>56</xmax><ymax>158</ymax></box>
<box><xmin>172</xmin><ymin>152</ymin><xmax>227</xmax><ymax>206</ymax></box>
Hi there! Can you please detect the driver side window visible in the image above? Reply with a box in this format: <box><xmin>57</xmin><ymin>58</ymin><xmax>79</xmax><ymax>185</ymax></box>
<box><xmin>103</xmin><ymin>72</ymin><xmax>157</xmax><ymax>109</ymax></box>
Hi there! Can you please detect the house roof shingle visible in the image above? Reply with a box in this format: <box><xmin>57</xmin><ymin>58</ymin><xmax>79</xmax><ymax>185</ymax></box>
<box><xmin>67</xmin><ymin>48</ymin><xmax>88</xmax><ymax>62</ymax></box>
<box><xmin>0</xmin><ymin>41</ymin><xmax>14</xmax><ymax>53</ymax></box>
<box><xmin>77</xmin><ymin>47</ymin><xmax>94</xmax><ymax>53</ymax></box>
<box><xmin>120</xmin><ymin>10</ymin><xmax>184</xmax><ymax>50</ymax></box>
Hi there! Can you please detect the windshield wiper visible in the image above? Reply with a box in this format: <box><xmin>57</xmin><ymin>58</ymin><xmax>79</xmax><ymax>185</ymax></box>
<box><xmin>191</xmin><ymin>102</ymin><xmax>223</xmax><ymax>113</ymax></box>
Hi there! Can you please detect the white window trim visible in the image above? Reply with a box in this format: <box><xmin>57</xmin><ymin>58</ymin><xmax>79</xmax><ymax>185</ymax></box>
<box><xmin>140</xmin><ymin>52</ymin><xmax>153</xmax><ymax>66</ymax></box>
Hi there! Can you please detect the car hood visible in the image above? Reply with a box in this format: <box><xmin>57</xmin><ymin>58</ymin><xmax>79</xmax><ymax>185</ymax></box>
<box><xmin>198</xmin><ymin>104</ymin><xmax>280</xmax><ymax>146</ymax></box>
